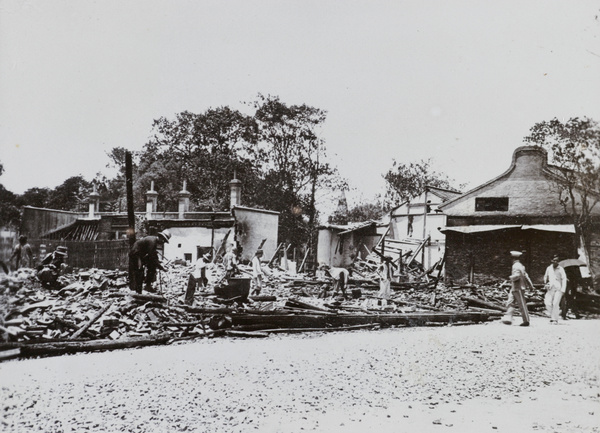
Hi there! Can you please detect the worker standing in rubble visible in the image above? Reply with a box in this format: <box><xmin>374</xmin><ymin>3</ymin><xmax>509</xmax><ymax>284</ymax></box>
<box><xmin>36</xmin><ymin>246</ymin><xmax>68</xmax><ymax>289</ymax></box>
<box><xmin>502</xmin><ymin>251</ymin><xmax>532</xmax><ymax>327</ymax></box>
<box><xmin>561</xmin><ymin>265</ymin><xmax>582</xmax><ymax>320</ymax></box>
<box><xmin>223</xmin><ymin>246</ymin><xmax>239</xmax><ymax>278</ymax></box>
<box><xmin>10</xmin><ymin>235</ymin><xmax>33</xmax><ymax>270</ymax></box>
<box><xmin>251</xmin><ymin>249</ymin><xmax>264</xmax><ymax>295</ymax></box>
<box><xmin>544</xmin><ymin>255</ymin><xmax>567</xmax><ymax>324</ymax></box>
<box><xmin>320</xmin><ymin>264</ymin><xmax>350</xmax><ymax>299</ymax></box>
<box><xmin>377</xmin><ymin>256</ymin><xmax>394</xmax><ymax>302</ymax></box>
<box><xmin>129</xmin><ymin>230</ymin><xmax>171</xmax><ymax>294</ymax></box>
<box><xmin>185</xmin><ymin>252</ymin><xmax>211</xmax><ymax>305</ymax></box>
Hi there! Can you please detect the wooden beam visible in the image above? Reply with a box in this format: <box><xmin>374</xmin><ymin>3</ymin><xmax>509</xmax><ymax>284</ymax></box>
<box><xmin>230</xmin><ymin>311</ymin><xmax>498</xmax><ymax>328</ymax></box>
<box><xmin>70</xmin><ymin>304</ymin><xmax>111</xmax><ymax>340</ymax></box>
<box><xmin>18</xmin><ymin>333</ymin><xmax>171</xmax><ymax>358</ymax></box>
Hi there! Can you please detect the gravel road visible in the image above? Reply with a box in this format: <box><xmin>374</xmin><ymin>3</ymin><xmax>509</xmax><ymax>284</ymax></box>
<box><xmin>1</xmin><ymin>317</ymin><xmax>599</xmax><ymax>433</ymax></box>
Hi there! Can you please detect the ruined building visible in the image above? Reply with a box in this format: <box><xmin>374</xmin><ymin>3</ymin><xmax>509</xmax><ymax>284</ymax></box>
<box><xmin>19</xmin><ymin>176</ymin><xmax>279</xmax><ymax>268</ymax></box>
<box><xmin>439</xmin><ymin>146</ymin><xmax>600</xmax><ymax>286</ymax></box>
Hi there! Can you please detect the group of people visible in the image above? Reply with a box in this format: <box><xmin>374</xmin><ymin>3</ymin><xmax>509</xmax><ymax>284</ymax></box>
<box><xmin>318</xmin><ymin>255</ymin><xmax>394</xmax><ymax>302</ymax></box>
<box><xmin>129</xmin><ymin>231</ymin><xmax>269</xmax><ymax>303</ymax></box>
<box><xmin>6</xmin><ymin>230</ymin><xmax>584</xmax><ymax>322</ymax></box>
<box><xmin>5</xmin><ymin>235</ymin><xmax>68</xmax><ymax>289</ymax></box>
<box><xmin>502</xmin><ymin>250</ymin><xmax>581</xmax><ymax>326</ymax></box>
<box><xmin>183</xmin><ymin>245</ymin><xmax>267</xmax><ymax>305</ymax></box>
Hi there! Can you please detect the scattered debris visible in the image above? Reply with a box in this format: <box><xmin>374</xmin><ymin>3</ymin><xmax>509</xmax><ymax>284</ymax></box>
<box><xmin>1</xmin><ymin>260</ymin><xmax>597</xmax><ymax>360</ymax></box>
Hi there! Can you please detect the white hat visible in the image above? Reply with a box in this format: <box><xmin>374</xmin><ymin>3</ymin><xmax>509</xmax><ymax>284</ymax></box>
<box><xmin>158</xmin><ymin>230</ymin><xmax>171</xmax><ymax>243</ymax></box>
<box><xmin>510</xmin><ymin>251</ymin><xmax>522</xmax><ymax>258</ymax></box>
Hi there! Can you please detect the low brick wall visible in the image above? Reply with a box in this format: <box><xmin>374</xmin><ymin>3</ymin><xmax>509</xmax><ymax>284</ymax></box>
<box><xmin>445</xmin><ymin>228</ymin><xmax>576</xmax><ymax>285</ymax></box>
<box><xmin>27</xmin><ymin>239</ymin><xmax>129</xmax><ymax>270</ymax></box>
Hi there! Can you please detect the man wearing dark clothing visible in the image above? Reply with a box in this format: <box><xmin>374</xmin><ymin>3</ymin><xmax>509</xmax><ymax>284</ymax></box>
<box><xmin>561</xmin><ymin>266</ymin><xmax>582</xmax><ymax>319</ymax></box>
<box><xmin>37</xmin><ymin>246</ymin><xmax>68</xmax><ymax>289</ymax></box>
<box><xmin>11</xmin><ymin>235</ymin><xmax>33</xmax><ymax>269</ymax></box>
<box><xmin>129</xmin><ymin>230</ymin><xmax>171</xmax><ymax>293</ymax></box>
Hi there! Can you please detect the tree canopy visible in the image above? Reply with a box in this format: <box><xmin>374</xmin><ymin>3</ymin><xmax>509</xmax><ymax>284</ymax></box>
<box><xmin>383</xmin><ymin>159</ymin><xmax>459</xmax><ymax>209</ymax></box>
<box><xmin>97</xmin><ymin>96</ymin><xmax>341</xmax><ymax>250</ymax></box>
<box><xmin>524</xmin><ymin>117</ymin><xmax>600</xmax><ymax>255</ymax></box>
<box><xmin>251</xmin><ymin>94</ymin><xmax>338</xmax><ymax>247</ymax></box>
<box><xmin>328</xmin><ymin>201</ymin><xmax>384</xmax><ymax>225</ymax></box>
<box><xmin>0</xmin><ymin>161</ymin><xmax>20</xmax><ymax>229</ymax></box>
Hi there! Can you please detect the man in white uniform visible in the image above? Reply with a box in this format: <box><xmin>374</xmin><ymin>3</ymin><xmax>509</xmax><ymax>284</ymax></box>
<box><xmin>544</xmin><ymin>255</ymin><xmax>567</xmax><ymax>324</ymax></box>
<box><xmin>502</xmin><ymin>251</ymin><xmax>532</xmax><ymax>327</ymax></box>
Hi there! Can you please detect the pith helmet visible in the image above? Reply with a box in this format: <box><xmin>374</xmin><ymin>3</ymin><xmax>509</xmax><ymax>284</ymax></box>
<box><xmin>55</xmin><ymin>246</ymin><xmax>68</xmax><ymax>256</ymax></box>
<box><xmin>158</xmin><ymin>230</ymin><xmax>171</xmax><ymax>243</ymax></box>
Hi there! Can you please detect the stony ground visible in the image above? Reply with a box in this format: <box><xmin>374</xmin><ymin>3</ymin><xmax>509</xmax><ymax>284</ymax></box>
<box><xmin>1</xmin><ymin>317</ymin><xmax>599</xmax><ymax>433</ymax></box>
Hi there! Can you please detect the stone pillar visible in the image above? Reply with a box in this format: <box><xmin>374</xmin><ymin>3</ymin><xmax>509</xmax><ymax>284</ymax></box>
<box><xmin>178</xmin><ymin>180</ymin><xmax>191</xmax><ymax>219</ymax></box>
<box><xmin>230</xmin><ymin>173</ymin><xmax>242</xmax><ymax>209</ymax></box>
<box><xmin>88</xmin><ymin>186</ymin><xmax>100</xmax><ymax>218</ymax></box>
<box><xmin>146</xmin><ymin>181</ymin><xmax>158</xmax><ymax>219</ymax></box>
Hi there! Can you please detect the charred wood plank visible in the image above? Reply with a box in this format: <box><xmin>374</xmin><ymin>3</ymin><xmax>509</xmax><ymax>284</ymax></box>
<box><xmin>183</xmin><ymin>306</ymin><xmax>235</xmax><ymax>314</ymax></box>
<box><xmin>250</xmin><ymin>296</ymin><xmax>277</xmax><ymax>302</ymax></box>
<box><xmin>261</xmin><ymin>324</ymin><xmax>380</xmax><ymax>334</ymax></box>
<box><xmin>285</xmin><ymin>298</ymin><xmax>333</xmax><ymax>312</ymax></box>
<box><xmin>389</xmin><ymin>298</ymin><xmax>440</xmax><ymax>311</ymax></box>
<box><xmin>231</xmin><ymin>311</ymin><xmax>497</xmax><ymax>328</ymax></box>
<box><xmin>0</xmin><ymin>348</ymin><xmax>21</xmax><ymax>362</ymax></box>
<box><xmin>17</xmin><ymin>333</ymin><xmax>170</xmax><ymax>358</ymax></box>
<box><xmin>463</xmin><ymin>296</ymin><xmax>505</xmax><ymax>312</ymax></box>
<box><xmin>225</xmin><ymin>330</ymin><xmax>269</xmax><ymax>338</ymax></box>
<box><xmin>69</xmin><ymin>304</ymin><xmax>111</xmax><ymax>340</ymax></box>
<box><xmin>107</xmin><ymin>292</ymin><xmax>167</xmax><ymax>303</ymax></box>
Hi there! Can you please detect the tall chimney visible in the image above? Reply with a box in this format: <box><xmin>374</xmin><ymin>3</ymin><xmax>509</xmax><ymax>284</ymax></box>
<box><xmin>178</xmin><ymin>180</ymin><xmax>191</xmax><ymax>219</ymax></box>
<box><xmin>229</xmin><ymin>172</ymin><xmax>242</xmax><ymax>209</ymax></box>
<box><xmin>146</xmin><ymin>181</ymin><xmax>158</xmax><ymax>219</ymax></box>
<box><xmin>88</xmin><ymin>185</ymin><xmax>100</xmax><ymax>218</ymax></box>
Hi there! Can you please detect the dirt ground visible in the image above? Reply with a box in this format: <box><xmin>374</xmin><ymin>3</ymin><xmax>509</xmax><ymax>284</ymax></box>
<box><xmin>1</xmin><ymin>317</ymin><xmax>599</xmax><ymax>433</ymax></box>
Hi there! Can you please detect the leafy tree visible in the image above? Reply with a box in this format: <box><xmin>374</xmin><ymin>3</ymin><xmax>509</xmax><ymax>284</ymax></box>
<box><xmin>383</xmin><ymin>159</ymin><xmax>458</xmax><ymax>208</ymax></box>
<box><xmin>0</xmin><ymin>161</ymin><xmax>21</xmax><ymax>229</ymax></box>
<box><xmin>328</xmin><ymin>201</ymin><xmax>384</xmax><ymax>225</ymax></box>
<box><xmin>97</xmin><ymin>97</ymin><xmax>341</xmax><ymax>255</ymax></box>
<box><xmin>46</xmin><ymin>176</ymin><xmax>92</xmax><ymax>211</ymax></box>
<box><xmin>137</xmin><ymin>107</ymin><xmax>260</xmax><ymax>212</ymax></box>
<box><xmin>524</xmin><ymin>117</ymin><xmax>600</xmax><ymax>264</ymax></box>
<box><xmin>17</xmin><ymin>187</ymin><xmax>51</xmax><ymax>208</ymax></box>
<box><xmin>93</xmin><ymin>147</ymin><xmax>130</xmax><ymax>212</ymax></box>
<box><xmin>252</xmin><ymin>94</ymin><xmax>339</xmax><ymax>248</ymax></box>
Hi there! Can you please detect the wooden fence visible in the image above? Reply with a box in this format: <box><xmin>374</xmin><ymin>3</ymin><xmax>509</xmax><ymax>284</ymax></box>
<box><xmin>28</xmin><ymin>239</ymin><xmax>130</xmax><ymax>270</ymax></box>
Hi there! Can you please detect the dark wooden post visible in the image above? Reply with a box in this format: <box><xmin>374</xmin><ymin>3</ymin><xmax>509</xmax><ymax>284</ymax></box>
<box><xmin>126</xmin><ymin>151</ymin><xmax>137</xmax><ymax>292</ymax></box>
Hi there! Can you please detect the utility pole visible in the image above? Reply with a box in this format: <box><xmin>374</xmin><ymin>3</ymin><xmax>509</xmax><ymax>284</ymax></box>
<box><xmin>422</xmin><ymin>186</ymin><xmax>428</xmax><ymax>266</ymax></box>
<box><xmin>126</xmin><ymin>151</ymin><xmax>137</xmax><ymax>292</ymax></box>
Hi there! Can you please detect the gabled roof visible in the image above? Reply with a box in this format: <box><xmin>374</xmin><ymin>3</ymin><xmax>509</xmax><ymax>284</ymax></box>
<box><xmin>318</xmin><ymin>220</ymin><xmax>378</xmax><ymax>235</ymax></box>
<box><xmin>390</xmin><ymin>186</ymin><xmax>462</xmax><ymax>214</ymax></box>
<box><xmin>437</xmin><ymin>146</ymin><xmax>590</xmax><ymax>217</ymax></box>
<box><xmin>426</xmin><ymin>185</ymin><xmax>463</xmax><ymax>201</ymax></box>
<box><xmin>42</xmin><ymin>219</ymin><xmax>100</xmax><ymax>241</ymax></box>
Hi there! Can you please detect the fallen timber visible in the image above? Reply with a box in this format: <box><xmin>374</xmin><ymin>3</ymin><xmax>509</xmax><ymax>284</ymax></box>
<box><xmin>3</xmin><ymin>262</ymin><xmax>578</xmax><ymax>362</ymax></box>
<box><xmin>229</xmin><ymin>311</ymin><xmax>500</xmax><ymax>329</ymax></box>
<box><xmin>5</xmin><ymin>333</ymin><xmax>171</xmax><ymax>359</ymax></box>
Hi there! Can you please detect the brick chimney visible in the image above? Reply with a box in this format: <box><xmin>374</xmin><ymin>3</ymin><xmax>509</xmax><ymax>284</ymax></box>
<box><xmin>146</xmin><ymin>181</ymin><xmax>158</xmax><ymax>219</ymax></box>
<box><xmin>88</xmin><ymin>185</ymin><xmax>100</xmax><ymax>218</ymax></box>
<box><xmin>229</xmin><ymin>172</ymin><xmax>242</xmax><ymax>209</ymax></box>
<box><xmin>178</xmin><ymin>180</ymin><xmax>191</xmax><ymax>219</ymax></box>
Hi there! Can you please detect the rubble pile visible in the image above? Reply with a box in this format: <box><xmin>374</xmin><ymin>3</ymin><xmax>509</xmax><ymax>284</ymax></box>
<box><xmin>1</xmin><ymin>261</ymin><xmax>597</xmax><ymax>360</ymax></box>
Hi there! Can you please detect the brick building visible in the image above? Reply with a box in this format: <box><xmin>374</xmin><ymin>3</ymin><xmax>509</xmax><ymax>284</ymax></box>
<box><xmin>438</xmin><ymin>146</ymin><xmax>600</xmax><ymax>285</ymax></box>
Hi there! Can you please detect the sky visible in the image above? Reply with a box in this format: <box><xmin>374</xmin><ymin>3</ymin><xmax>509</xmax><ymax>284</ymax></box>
<box><xmin>1</xmin><ymin>0</ymin><xmax>600</xmax><ymax>209</ymax></box>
